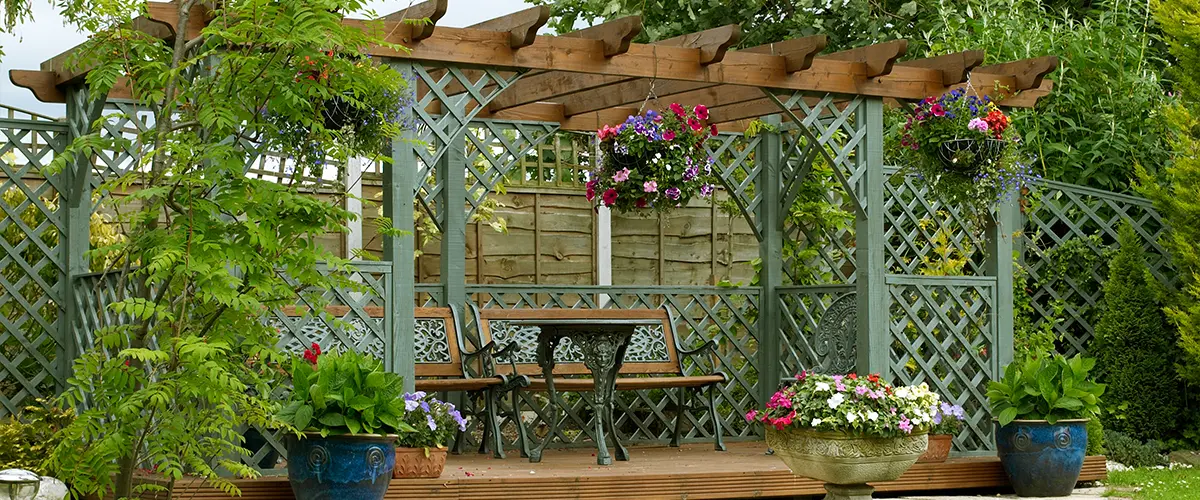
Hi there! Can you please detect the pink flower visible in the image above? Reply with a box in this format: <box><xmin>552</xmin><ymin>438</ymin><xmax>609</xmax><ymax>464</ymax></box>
<box><xmin>687</xmin><ymin>117</ymin><xmax>703</xmax><ymax>132</ymax></box>
<box><xmin>899</xmin><ymin>416</ymin><xmax>913</xmax><ymax>434</ymax></box>
<box><xmin>855</xmin><ymin>385</ymin><xmax>869</xmax><ymax>396</ymax></box>
<box><xmin>602</xmin><ymin>188</ymin><xmax>618</xmax><ymax>206</ymax></box>
<box><xmin>745</xmin><ymin>410</ymin><xmax>758</xmax><ymax>422</ymax></box>
<box><xmin>968</xmin><ymin>117</ymin><xmax>989</xmax><ymax>132</ymax></box>
<box><xmin>669</xmin><ymin>102</ymin><xmax>686</xmax><ymax>117</ymax></box>
<box><xmin>931</xmin><ymin>104</ymin><xmax>946</xmax><ymax>117</ymax></box>
<box><xmin>663</xmin><ymin>130</ymin><xmax>676</xmax><ymax>141</ymax></box>
<box><xmin>643</xmin><ymin>180</ymin><xmax>658</xmax><ymax>193</ymax></box>
<box><xmin>693</xmin><ymin>104</ymin><xmax>709</xmax><ymax>120</ymax></box>
<box><xmin>612</xmin><ymin>168</ymin><xmax>631</xmax><ymax>182</ymax></box>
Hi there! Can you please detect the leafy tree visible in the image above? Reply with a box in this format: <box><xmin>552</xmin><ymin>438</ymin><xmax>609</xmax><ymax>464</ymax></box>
<box><xmin>33</xmin><ymin>0</ymin><xmax>412</xmax><ymax>498</ymax></box>
<box><xmin>1092</xmin><ymin>222</ymin><xmax>1181</xmax><ymax>441</ymax></box>
<box><xmin>534</xmin><ymin>0</ymin><xmax>1173</xmax><ymax>192</ymax></box>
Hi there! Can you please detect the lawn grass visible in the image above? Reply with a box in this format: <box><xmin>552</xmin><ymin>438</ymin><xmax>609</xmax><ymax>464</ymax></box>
<box><xmin>1105</xmin><ymin>465</ymin><xmax>1200</xmax><ymax>499</ymax></box>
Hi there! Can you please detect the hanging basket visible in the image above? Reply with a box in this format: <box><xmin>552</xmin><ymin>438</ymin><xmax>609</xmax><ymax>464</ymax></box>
<box><xmin>935</xmin><ymin>138</ymin><xmax>1008</xmax><ymax>174</ymax></box>
<box><xmin>322</xmin><ymin>94</ymin><xmax>369</xmax><ymax>132</ymax></box>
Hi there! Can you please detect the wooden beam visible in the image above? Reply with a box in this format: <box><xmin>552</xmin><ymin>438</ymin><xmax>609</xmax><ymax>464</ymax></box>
<box><xmin>558</xmin><ymin>16</ymin><xmax>642</xmax><ymax>57</ymax></box>
<box><xmin>654</xmin><ymin>24</ymin><xmax>741</xmax><ymax>65</ymax></box>
<box><xmin>738</xmin><ymin>35</ymin><xmax>827</xmax><ymax>73</ymax></box>
<box><xmin>9</xmin><ymin>70</ymin><xmax>64</xmax><ymax>103</ymax></box>
<box><xmin>468</xmin><ymin>5</ymin><xmax>550</xmax><ymax>49</ymax></box>
<box><xmin>974</xmin><ymin>55</ymin><xmax>1058</xmax><ymax>91</ymax></box>
<box><xmin>820</xmin><ymin>39</ymin><xmax>908</xmax><ymax>78</ymax></box>
<box><xmin>145</xmin><ymin>1</ymin><xmax>210</xmax><ymax>41</ymax></box>
<box><xmin>383</xmin><ymin>0</ymin><xmax>448</xmax><ymax>42</ymax></box>
<box><xmin>897</xmin><ymin>50</ymin><xmax>984</xmax><ymax>86</ymax></box>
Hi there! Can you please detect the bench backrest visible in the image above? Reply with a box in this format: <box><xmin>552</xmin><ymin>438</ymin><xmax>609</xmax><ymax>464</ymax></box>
<box><xmin>276</xmin><ymin>305</ymin><xmax>466</xmax><ymax>378</ymax></box>
<box><xmin>475</xmin><ymin>307</ymin><xmax>683</xmax><ymax>376</ymax></box>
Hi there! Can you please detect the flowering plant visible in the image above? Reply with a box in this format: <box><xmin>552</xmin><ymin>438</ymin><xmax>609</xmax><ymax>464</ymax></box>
<box><xmin>395</xmin><ymin>392</ymin><xmax>467</xmax><ymax>450</ymax></box>
<box><xmin>929</xmin><ymin>402</ymin><xmax>966</xmax><ymax>435</ymax></box>
<box><xmin>746</xmin><ymin>372</ymin><xmax>939</xmax><ymax>438</ymax></box>
<box><xmin>277</xmin><ymin>347</ymin><xmax>415</xmax><ymax>436</ymax></box>
<box><xmin>898</xmin><ymin>88</ymin><xmax>1036</xmax><ymax>218</ymax></box>
<box><xmin>587</xmin><ymin>103</ymin><xmax>720</xmax><ymax>213</ymax></box>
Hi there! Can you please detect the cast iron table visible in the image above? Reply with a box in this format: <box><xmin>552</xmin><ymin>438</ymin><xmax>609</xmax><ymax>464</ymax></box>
<box><xmin>512</xmin><ymin>318</ymin><xmax>661</xmax><ymax>466</ymax></box>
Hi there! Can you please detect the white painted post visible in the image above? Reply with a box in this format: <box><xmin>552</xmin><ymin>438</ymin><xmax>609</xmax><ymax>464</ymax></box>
<box><xmin>345</xmin><ymin>156</ymin><xmax>364</xmax><ymax>259</ymax></box>
<box><xmin>594</xmin><ymin>138</ymin><xmax>613</xmax><ymax>306</ymax></box>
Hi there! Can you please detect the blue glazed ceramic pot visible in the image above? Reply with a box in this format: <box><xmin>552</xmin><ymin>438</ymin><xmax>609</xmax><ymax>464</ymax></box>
<box><xmin>995</xmin><ymin>419</ymin><xmax>1088</xmax><ymax>497</ymax></box>
<box><xmin>286</xmin><ymin>433</ymin><xmax>396</xmax><ymax>500</ymax></box>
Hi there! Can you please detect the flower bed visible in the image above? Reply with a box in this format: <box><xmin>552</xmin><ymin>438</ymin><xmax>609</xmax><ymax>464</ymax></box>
<box><xmin>747</xmin><ymin>372</ymin><xmax>940</xmax><ymax>437</ymax></box>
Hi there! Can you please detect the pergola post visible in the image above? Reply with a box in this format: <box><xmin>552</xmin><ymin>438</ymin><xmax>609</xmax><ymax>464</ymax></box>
<box><xmin>386</xmin><ymin>74</ymin><xmax>418</xmax><ymax>391</ymax></box>
<box><xmin>60</xmin><ymin>85</ymin><xmax>103</xmax><ymax>384</ymax></box>
<box><xmin>987</xmin><ymin>198</ymin><xmax>1018</xmax><ymax>370</ymax></box>
<box><xmin>439</xmin><ymin>102</ymin><xmax>468</xmax><ymax>310</ymax></box>
<box><xmin>855</xmin><ymin>98</ymin><xmax>890</xmax><ymax>378</ymax></box>
<box><xmin>756</xmin><ymin>115</ymin><xmax>784</xmax><ymax>403</ymax></box>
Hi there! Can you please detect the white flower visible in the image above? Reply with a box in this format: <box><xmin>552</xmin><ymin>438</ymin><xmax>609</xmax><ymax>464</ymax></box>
<box><xmin>827</xmin><ymin>393</ymin><xmax>845</xmax><ymax>409</ymax></box>
<box><xmin>815</xmin><ymin>382</ymin><xmax>831</xmax><ymax>392</ymax></box>
<box><xmin>846</xmin><ymin>412</ymin><xmax>858</xmax><ymax>423</ymax></box>
<box><xmin>811</xmin><ymin>418</ymin><xmax>823</xmax><ymax>426</ymax></box>
<box><xmin>655</xmin><ymin>153</ymin><xmax>662</xmax><ymax>159</ymax></box>
<box><xmin>867</xmin><ymin>410</ymin><xmax>879</xmax><ymax>421</ymax></box>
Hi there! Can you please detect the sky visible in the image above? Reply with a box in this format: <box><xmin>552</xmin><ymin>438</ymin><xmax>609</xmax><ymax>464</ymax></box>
<box><xmin>0</xmin><ymin>0</ymin><xmax>534</xmax><ymax>115</ymax></box>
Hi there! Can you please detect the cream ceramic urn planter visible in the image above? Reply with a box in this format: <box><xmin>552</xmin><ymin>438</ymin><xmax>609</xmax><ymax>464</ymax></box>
<box><xmin>766</xmin><ymin>427</ymin><xmax>928</xmax><ymax>500</ymax></box>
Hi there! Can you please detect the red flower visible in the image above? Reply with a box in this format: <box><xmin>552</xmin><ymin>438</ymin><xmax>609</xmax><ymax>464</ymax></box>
<box><xmin>930</xmin><ymin>104</ymin><xmax>946</xmax><ymax>117</ymax></box>
<box><xmin>710</xmin><ymin>124</ymin><xmax>719</xmax><ymax>137</ymax></box>
<box><xmin>124</xmin><ymin>359</ymin><xmax>131</xmax><ymax>367</ymax></box>
<box><xmin>687</xmin><ymin>117</ymin><xmax>703</xmax><ymax>132</ymax></box>
<box><xmin>669</xmin><ymin>102</ymin><xmax>686</xmax><ymax>117</ymax></box>
<box><xmin>847</xmin><ymin>373</ymin><xmax>857</xmax><ymax>380</ymax></box>
<box><xmin>663</xmin><ymin>130</ymin><xmax>676</xmax><ymax>141</ymax></box>
<box><xmin>635</xmin><ymin>197</ymin><xmax>648</xmax><ymax>208</ymax></box>
<box><xmin>693</xmin><ymin>104</ymin><xmax>709</xmax><ymax>120</ymax></box>
<box><xmin>602</xmin><ymin>188</ymin><xmax>619</xmax><ymax>206</ymax></box>
<box><xmin>867</xmin><ymin>374</ymin><xmax>880</xmax><ymax>384</ymax></box>
<box><xmin>311</xmin><ymin>342</ymin><xmax>321</xmax><ymax>355</ymax></box>
<box><xmin>586</xmin><ymin>180</ymin><xmax>598</xmax><ymax>202</ymax></box>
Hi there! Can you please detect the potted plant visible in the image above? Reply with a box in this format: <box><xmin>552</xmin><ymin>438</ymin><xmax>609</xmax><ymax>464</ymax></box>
<box><xmin>918</xmin><ymin>402</ymin><xmax>966</xmax><ymax>463</ymax></box>
<box><xmin>747</xmin><ymin>372</ymin><xmax>936</xmax><ymax>499</ymax></box>
<box><xmin>898</xmin><ymin>89</ymin><xmax>1036</xmax><ymax>222</ymax></box>
<box><xmin>392</xmin><ymin>392</ymin><xmax>467</xmax><ymax>478</ymax></box>
<box><xmin>277</xmin><ymin>345</ymin><xmax>415</xmax><ymax>500</ymax></box>
<box><xmin>587</xmin><ymin>103</ymin><xmax>720</xmax><ymax>214</ymax></box>
<box><xmin>987</xmin><ymin>354</ymin><xmax>1105</xmax><ymax>497</ymax></box>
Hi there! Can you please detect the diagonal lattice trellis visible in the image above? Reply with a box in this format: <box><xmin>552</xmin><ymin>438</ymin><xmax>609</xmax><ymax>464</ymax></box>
<box><xmin>460</xmin><ymin>285</ymin><xmax>759</xmax><ymax>450</ymax></box>
<box><xmin>884</xmin><ymin>167</ymin><xmax>987</xmax><ymax>276</ymax></box>
<box><xmin>463</xmin><ymin>121</ymin><xmax>560</xmax><ymax>222</ymax></box>
<box><xmin>777</xmin><ymin>285</ymin><xmax>856</xmax><ymax>379</ymax></box>
<box><xmin>705</xmin><ymin>133</ymin><xmax>763</xmax><ymax>240</ymax></box>
<box><xmin>887</xmin><ymin>275</ymin><xmax>997</xmax><ymax>452</ymax></box>
<box><xmin>0</xmin><ymin>120</ymin><xmax>69</xmax><ymax>417</ymax></box>
<box><xmin>1023</xmin><ymin>180</ymin><xmax>1170</xmax><ymax>356</ymax></box>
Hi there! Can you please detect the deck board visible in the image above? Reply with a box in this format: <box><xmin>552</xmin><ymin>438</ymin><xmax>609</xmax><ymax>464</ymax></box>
<box><xmin>172</xmin><ymin>442</ymin><xmax>1107</xmax><ymax>499</ymax></box>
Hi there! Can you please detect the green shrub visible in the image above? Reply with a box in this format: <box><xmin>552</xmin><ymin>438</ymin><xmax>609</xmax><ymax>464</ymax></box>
<box><xmin>1092</xmin><ymin>222</ymin><xmax>1183</xmax><ymax>441</ymax></box>
<box><xmin>0</xmin><ymin>400</ymin><xmax>74</xmax><ymax>474</ymax></box>
<box><xmin>1105</xmin><ymin>429</ymin><xmax>1168</xmax><ymax>467</ymax></box>
<box><xmin>1087</xmin><ymin>417</ymin><xmax>1106</xmax><ymax>456</ymax></box>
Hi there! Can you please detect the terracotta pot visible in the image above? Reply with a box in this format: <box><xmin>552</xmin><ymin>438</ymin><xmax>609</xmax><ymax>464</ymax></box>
<box><xmin>918</xmin><ymin>434</ymin><xmax>954</xmax><ymax>463</ymax></box>
<box><xmin>765</xmin><ymin>427</ymin><xmax>928</xmax><ymax>484</ymax></box>
<box><xmin>393</xmin><ymin>446</ymin><xmax>448</xmax><ymax>479</ymax></box>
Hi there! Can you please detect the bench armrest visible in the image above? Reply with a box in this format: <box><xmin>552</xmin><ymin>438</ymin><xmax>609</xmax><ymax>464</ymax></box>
<box><xmin>678</xmin><ymin>339</ymin><xmax>717</xmax><ymax>357</ymax></box>
<box><xmin>493</xmin><ymin>341</ymin><xmax>524</xmax><ymax>379</ymax></box>
<box><xmin>678</xmin><ymin>339</ymin><xmax>721</xmax><ymax>374</ymax></box>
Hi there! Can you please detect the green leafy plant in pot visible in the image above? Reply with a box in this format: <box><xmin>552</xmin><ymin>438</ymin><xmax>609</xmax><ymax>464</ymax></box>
<box><xmin>748</xmin><ymin>372</ymin><xmax>937</xmax><ymax>499</ymax></box>
<box><xmin>987</xmin><ymin>354</ymin><xmax>1105</xmax><ymax>497</ymax></box>
<box><xmin>277</xmin><ymin>345</ymin><xmax>415</xmax><ymax>500</ymax></box>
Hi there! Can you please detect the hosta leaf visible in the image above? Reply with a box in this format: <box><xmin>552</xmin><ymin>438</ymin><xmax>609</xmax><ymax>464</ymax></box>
<box><xmin>294</xmin><ymin>405</ymin><xmax>313</xmax><ymax>431</ymax></box>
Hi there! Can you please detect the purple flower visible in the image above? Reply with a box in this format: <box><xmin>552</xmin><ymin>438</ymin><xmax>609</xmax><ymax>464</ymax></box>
<box><xmin>700</xmin><ymin>184</ymin><xmax>714</xmax><ymax>197</ymax></box>
<box><xmin>899</xmin><ymin>416</ymin><xmax>913</xmax><ymax>433</ymax></box>
<box><xmin>684</xmin><ymin>166</ymin><xmax>699</xmax><ymax>181</ymax></box>
<box><xmin>664</xmin><ymin>187</ymin><xmax>681</xmax><ymax>200</ymax></box>
<box><xmin>426</xmin><ymin>414</ymin><xmax>438</xmax><ymax>431</ymax></box>
<box><xmin>855</xmin><ymin>385</ymin><xmax>869</xmax><ymax>396</ymax></box>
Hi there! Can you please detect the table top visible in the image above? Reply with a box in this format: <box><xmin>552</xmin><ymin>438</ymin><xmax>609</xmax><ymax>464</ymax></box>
<box><xmin>507</xmin><ymin>318</ymin><xmax>662</xmax><ymax>327</ymax></box>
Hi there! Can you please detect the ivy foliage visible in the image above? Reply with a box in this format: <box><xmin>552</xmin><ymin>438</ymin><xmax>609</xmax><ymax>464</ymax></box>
<box><xmin>34</xmin><ymin>0</ymin><xmax>412</xmax><ymax>498</ymax></box>
<box><xmin>533</xmin><ymin>0</ymin><xmax>1174</xmax><ymax>192</ymax></box>
<box><xmin>1092</xmin><ymin>222</ymin><xmax>1182</xmax><ymax>441</ymax></box>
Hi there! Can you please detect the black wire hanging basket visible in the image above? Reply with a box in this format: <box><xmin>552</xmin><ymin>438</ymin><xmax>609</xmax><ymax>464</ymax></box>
<box><xmin>935</xmin><ymin>138</ymin><xmax>1008</xmax><ymax>174</ymax></box>
<box><xmin>321</xmin><ymin>94</ymin><xmax>370</xmax><ymax>132</ymax></box>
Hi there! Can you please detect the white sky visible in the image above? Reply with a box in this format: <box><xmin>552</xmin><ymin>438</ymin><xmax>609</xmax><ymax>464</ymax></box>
<box><xmin>0</xmin><ymin>0</ymin><xmax>535</xmax><ymax>115</ymax></box>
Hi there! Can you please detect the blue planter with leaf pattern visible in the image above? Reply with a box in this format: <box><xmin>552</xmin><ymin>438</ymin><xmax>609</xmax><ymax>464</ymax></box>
<box><xmin>286</xmin><ymin>433</ymin><xmax>395</xmax><ymax>500</ymax></box>
<box><xmin>995</xmin><ymin>419</ymin><xmax>1088</xmax><ymax>497</ymax></box>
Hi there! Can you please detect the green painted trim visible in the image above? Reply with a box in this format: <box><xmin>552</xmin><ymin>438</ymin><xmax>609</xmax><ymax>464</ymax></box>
<box><xmin>755</xmin><ymin>116</ymin><xmax>783</xmax><ymax>403</ymax></box>
<box><xmin>776</xmin><ymin>285</ymin><xmax>857</xmax><ymax>294</ymax></box>
<box><xmin>0</xmin><ymin>118</ymin><xmax>67</xmax><ymax>132</ymax></box>
<box><xmin>440</xmin><ymin>100</ymin><xmax>468</xmax><ymax>310</ymax></box>
<box><xmin>856</xmin><ymin>98</ymin><xmax>889</xmax><ymax>378</ymax></box>
<box><xmin>386</xmin><ymin>62</ymin><xmax>418</xmax><ymax>391</ymax></box>
<box><xmin>884</xmin><ymin>275</ymin><xmax>999</xmax><ymax>286</ymax></box>
<box><xmin>987</xmin><ymin>196</ymin><xmax>1018</xmax><ymax>370</ymax></box>
<box><xmin>466</xmin><ymin>284</ymin><xmax>762</xmax><ymax>294</ymax></box>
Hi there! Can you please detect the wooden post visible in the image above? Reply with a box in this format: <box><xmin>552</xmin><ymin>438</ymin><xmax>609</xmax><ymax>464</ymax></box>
<box><xmin>855</xmin><ymin>98</ymin><xmax>890</xmax><ymax>378</ymax></box>
<box><xmin>345</xmin><ymin>157</ymin><xmax>364</xmax><ymax>258</ymax></box>
<box><xmin>987</xmin><ymin>196</ymin><xmax>1019</xmax><ymax>372</ymax></box>
<box><xmin>385</xmin><ymin>64</ymin><xmax>417</xmax><ymax>391</ymax></box>
<box><xmin>60</xmin><ymin>85</ymin><xmax>103</xmax><ymax>386</ymax></box>
<box><xmin>756</xmin><ymin>115</ymin><xmax>784</xmax><ymax>404</ymax></box>
<box><xmin>441</xmin><ymin>102</ymin><xmax>468</xmax><ymax>308</ymax></box>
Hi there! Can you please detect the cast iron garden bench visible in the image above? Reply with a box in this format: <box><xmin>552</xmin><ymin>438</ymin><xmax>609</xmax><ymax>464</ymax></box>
<box><xmin>473</xmin><ymin>306</ymin><xmax>727</xmax><ymax>461</ymax></box>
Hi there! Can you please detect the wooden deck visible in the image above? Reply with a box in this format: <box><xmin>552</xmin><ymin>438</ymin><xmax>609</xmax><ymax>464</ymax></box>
<box><xmin>174</xmin><ymin>442</ymin><xmax>1107</xmax><ymax>499</ymax></box>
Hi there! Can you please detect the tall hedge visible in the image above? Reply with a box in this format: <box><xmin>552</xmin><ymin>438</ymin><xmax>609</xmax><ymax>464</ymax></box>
<box><xmin>1093</xmin><ymin>222</ymin><xmax>1183</xmax><ymax>441</ymax></box>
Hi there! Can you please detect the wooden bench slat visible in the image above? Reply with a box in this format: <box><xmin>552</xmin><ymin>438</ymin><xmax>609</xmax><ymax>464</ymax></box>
<box><xmin>527</xmin><ymin>375</ymin><xmax>725</xmax><ymax>391</ymax></box>
<box><xmin>416</xmin><ymin>377</ymin><xmax>503</xmax><ymax>392</ymax></box>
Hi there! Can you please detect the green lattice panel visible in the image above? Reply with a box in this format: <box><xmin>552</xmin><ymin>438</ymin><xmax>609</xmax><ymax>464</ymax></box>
<box><xmin>884</xmin><ymin>168</ymin><xmax>987</xmax><ymax>276</ymax></box>
<box><xmin>705</xmin><ymin>133</ymin><xmax>763</xmax><ymax>240</ymax></box>
<box><xmin>887</xmin><ymin>275</ymin><xmax>998</xmax><ymax>452</ymax></box>
<box><xmin>464</xmin><ymin>120</ymin><xmax>559</xmax><ymax>221</ymax></box>
<box><xmin>1022</xmin><ymin>180</ymin><xmax>1170</xmax><ymax>356</ymax></box>
<box><xmin>780</xmin><ymin>129</ymin><xmax>858</xmax><ymax>285</ymax></box>
<box><xmin>0</xmin><ymin>120</ymin><xmax>69</xmax><ymax>417</ymax></box>
<box><xmin>465</xmin><ymin>285</ymin><xmax>760</xmax><ymax>450</ymax></box>
<box><xmin>777</xmin><ymin>286</ymin><xmax>857</xmax><ymax>380</ymax></box>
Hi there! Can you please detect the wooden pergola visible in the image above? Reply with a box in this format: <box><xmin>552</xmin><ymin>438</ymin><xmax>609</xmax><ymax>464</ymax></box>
<box><xmin>8</xmin><ymin>0</ymin><xmax>1055</xmax><ymax>462</ymax></box>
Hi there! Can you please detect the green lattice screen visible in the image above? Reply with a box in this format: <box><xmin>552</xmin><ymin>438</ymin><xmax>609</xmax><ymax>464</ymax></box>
<box><xmin>884</xmin><ymin>167</ymin><xmax>987</xmax><ymax>277</ymax></box>
<box><xmin>1022</xmin><ymin>180</ymin><xmax>1170</xmax><ymax>356</ymax></box>
<box><xmin>465</xmin><ymin>285</ymin><xmax>760</xmax><ymax>449</ymax></box>
<box><xmin>777</xmin><ymin>285</ymin><xmax>857</xmax><ymax>378</ymax></box>
<box><xmin>888</xmin><ymin>275</ymin><xmax>998</xmax><ymax>452</ymax></box>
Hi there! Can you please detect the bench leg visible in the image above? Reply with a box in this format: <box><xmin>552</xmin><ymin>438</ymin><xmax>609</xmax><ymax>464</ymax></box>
<box><xmin>707</xmin><ymin>384</ymin><xmax>726</xmax><ymax>451</ymax></box>
<box><xmin>485</xmin><ymin>388</ymin><xmax>506</xmax><ymax>459</ymax></box>
<box><xmin>670</xmin><ymin>387</ymin><xmax>685</xmax><ymax>447</ymax></box>
<box><xmin>511</xmin><ymin>389</ymin><xmax>530</xmax><ymax>458</ymax></box>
